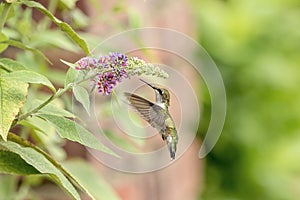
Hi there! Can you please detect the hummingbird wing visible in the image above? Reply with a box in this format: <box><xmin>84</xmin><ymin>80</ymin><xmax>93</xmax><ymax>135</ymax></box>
<box><xmin>124</xmin><ymin>92</ymin><xmax>167</xmax><ymax>131</ymax></box>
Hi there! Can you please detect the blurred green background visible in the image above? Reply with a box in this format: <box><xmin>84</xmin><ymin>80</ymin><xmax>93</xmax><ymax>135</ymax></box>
<box><xmin>194</xmin><ymin>0</ymin><xmax>300</xmax><ymax>199</ymax></box>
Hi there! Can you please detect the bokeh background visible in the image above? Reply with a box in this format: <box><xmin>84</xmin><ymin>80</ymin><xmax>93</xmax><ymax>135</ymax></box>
<box><xmin>194</xmin><ymin>0</ymin><xmax>300</xmax><ymax>199</ymax></box>
<box><xmin>1</xmin><ymin>0</ymin><xmax>300</xmax><ymax>199</ymax></box>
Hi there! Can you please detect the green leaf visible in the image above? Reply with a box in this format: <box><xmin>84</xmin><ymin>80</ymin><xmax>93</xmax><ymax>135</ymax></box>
<box><xmin>22</xmin><ymin>97</ymin><xmax>75</xmax><ymax>118</ymax></box>
<box><xmin>0</xmin><ymin>71</ymin><xmax>28</xmax><ymax>141</ymax></box>
<box><xmin>33</xmin><ymin>129</ymin><xmax>67</xmax><ymax>161</ymax></box>
<box><xmin>64</xmin><ymin>159</ymin><xmax>121</xmax><ymax>200</ymax></box>
<box><xmin>0</xmin><ymin>58</ymin><xmax>27</xmax><ymax>72</ymax></box>
<box><xmin>19</xmin><ymin>110</ymin><xmax>73</xmax><ymax>160</ymax></box>
<box><xmin>37</xmin><ymin>114</ymin><xmax>118</xmax><ymax>157</ymax></box>
<box><xmin>0</xmin><ymin>33</ymin><xmax>8</xmax><ymax>53</ymax></box>
<box><xmin>0</xmin><ymin>150</ymin><xmax>40</xmax><ymax>175</ymax></box>
<box><xmin>0</xmin><ymin>39</ymin><xmax>52</xmax><ymax>64</ymax></box>
<box><xmin>1</xmin><ymin>70</ymin><xmax>56</xmax><ymax>92</ymax></box>
<box><xmin>38</xmin><ymin>103</ymin><xmax>75</xmax><ymax>118</ymax></box>
<box><xmin>19</xmin><ymin>118</ymin><xmax>55</xmax><ymax>158</ymax></box>
<box><xmin>103</xmin><ymin>130</ymin><xmax>138</xmax><ymax>152</ymax></box>
<box><xmin>59</xmin><ymin>0</ymin><xmax>78</xmax><ymax>9</ymax></box>
<box><xmin>7</xmin><ymin>132</ymin><xmax>82</xmax><ymax>194</ymax></box>
<box><xmin>22</xmin><ymin>116</ymin><xmax>67</xmax><ymax>160</ymax></box>
<box><xmin>73</xmin><ymin>85</ymin><xmax>90</xmax><ymax>116</ymax></box>
<box><xmin>21</xmin><ymin>0</ymin><xmax>91</xmax><ymax>55</ymax></box>
<box><xmin>19</xmin><ymin>117</ymin><xmax>48</xmax><ymax>135</ymax></box>
<box><xmin>31</xmin><ymin>30</ymin><xmax>80</xmax><ymax>53</ymax></box>
<box><xmin>0</xmin><ymin>3</ymin><xmax>13</xmax><ymax>33</ymax></box>
<box><xmin>6</xmin><ymin>0</ymin><xmax>18</xmax><ymax>3</ymax></box>
<box><xmin>64</xmin><ymin>66</ymin><xmax>79</xmax><ymax>87</ymax></box>
<box><xmin>0</xmin><ymin>140</ymin><xmax>80</xmax><ymax>200</ymax></box>
<box><xmin>61</xmin><ymin>59</ymin><xmax>77</xmax><ymax>69</ymax></box>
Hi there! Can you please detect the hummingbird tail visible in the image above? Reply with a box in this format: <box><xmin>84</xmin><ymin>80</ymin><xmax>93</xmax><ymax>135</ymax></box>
<box><xmin>170</xmin><ymin>150</ymin><xmax>176</xmax><ymax>160</ymax></box>
<box><xmin>166</xmin><ymin>135</ymin><xmax>177</xmax><ymax>160</ymax></box>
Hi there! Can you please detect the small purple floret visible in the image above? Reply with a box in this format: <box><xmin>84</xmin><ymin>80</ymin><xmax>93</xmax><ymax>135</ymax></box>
<box><xmin>75</xmin><ymin>57</ymin><xmax>97</xmax><ymax>70</ymax></box>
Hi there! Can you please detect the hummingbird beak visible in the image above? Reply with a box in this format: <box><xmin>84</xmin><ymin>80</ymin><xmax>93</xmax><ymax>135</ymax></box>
<box><xmin>139</xmin><ymin>79</ymin><xmax>158</xmax><ymax>90</ymax></box>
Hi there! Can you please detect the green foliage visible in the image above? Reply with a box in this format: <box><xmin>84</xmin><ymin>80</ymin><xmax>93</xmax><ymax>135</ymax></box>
<box><xmin>0</xmin><ymin>33</ymin><xmax>8</xmax><ymax>53</ymax></box>
<box><xmin>37</xmin><ymin>114</ymin><xmax>117</xmax><ymax>156</ymax></box>
<box><xmin>20</xmin><ymin>0</ymin><xmax>91</xmax><ymax>55</ymax></box>
<box><xmin>0</xmin><ymin>150</ymin><xmax>40</xmax><ymax>175</ymax></box>
<box><xmin>103</xmin><ymin>130</ymin><xmax>139</xmax><ymax>152</ymax></box>
<box><xmin>73</xmin><ymin>85</ymin><xmax>90</xmax><ymax>115</ymax></box>
<box><xmin>0</xmin><ymin>140</ymin><xmax>80</xmax><ymax>200</ymax></box>
<box><xmin>2</xmin><ymin>39</ymin><xmax>51</xmax><ymax>63</ymax></box>
<box><xmin>0</xmin><ymin>1</ymin><xmax>172</xmax><ymax>199</ymax></box>
<box><xmin>0</xmin><ymin>58</ymin><xmax>26</xmax><ymax>71</ymax></box>
<box><xmin>31</xmin><ymin>99</ymin><xmax>75</xmax><ymax>118</ymax></box>
<box><xmin>0</xmin><ymin>1</ymin><xmax>120</xmax><ymax>199</ymax></box>
<box><xmin>1</xmin><ymin>70</ymin><xmax>56</xmax><ymax>92</ymax></box>
<box><xmin>0</xmin><ymin>69</ymin><xmax>28</xmax><ymax>141</ymax></box>
<box><xmin>64</xmin><ymin>66</ymin><xmax>79</xmax><ymax>87</ymax></box>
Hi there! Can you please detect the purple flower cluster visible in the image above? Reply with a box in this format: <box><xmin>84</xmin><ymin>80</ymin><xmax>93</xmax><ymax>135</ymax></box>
<box><xmin>96</xmin><ymin>72</ymin><xmax>116</xmax><ymax>95</ymax></box>
<box><xmin>75</xmin><ymin>52</ymin><xmax>128</xmax><ymax>95</ymax></box>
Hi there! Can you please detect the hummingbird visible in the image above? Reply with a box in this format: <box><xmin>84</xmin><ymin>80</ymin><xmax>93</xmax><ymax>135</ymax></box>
<box><xmin>124</xmin><ymin>79</ymin><xmax>178</xmax><ymax>160</ymax></box>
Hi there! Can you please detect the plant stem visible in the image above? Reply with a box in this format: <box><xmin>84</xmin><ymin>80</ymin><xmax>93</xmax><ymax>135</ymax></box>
<box><xmin>17</xmin><ymin>84</ymin><xmax>73</xmax><ymax>122</ymax></box>
<box><xmin>0</xmin><ymin>3</ymin><xmax>12</xmax><ymax>32</ymax></box>
<box><xmin>6</xmin><ymin>132</ymin><xmax>84</xmax><ymax>190</ymax></box>
<box><xmin>13</xmin><ymin>71</ymin><xmax>100</xmax><ymax>127</ymax></box>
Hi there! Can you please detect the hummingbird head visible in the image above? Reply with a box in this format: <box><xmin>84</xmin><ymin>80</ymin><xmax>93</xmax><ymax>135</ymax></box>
<box><xmin>154</xmin><ymin>87</ymin><xmax>170</xmax><ymax>108</ymax></box>
<box><xmin>140</xmin><ymin>79</ymin><xmax>170</xmax><ymax>108</ymax></box>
